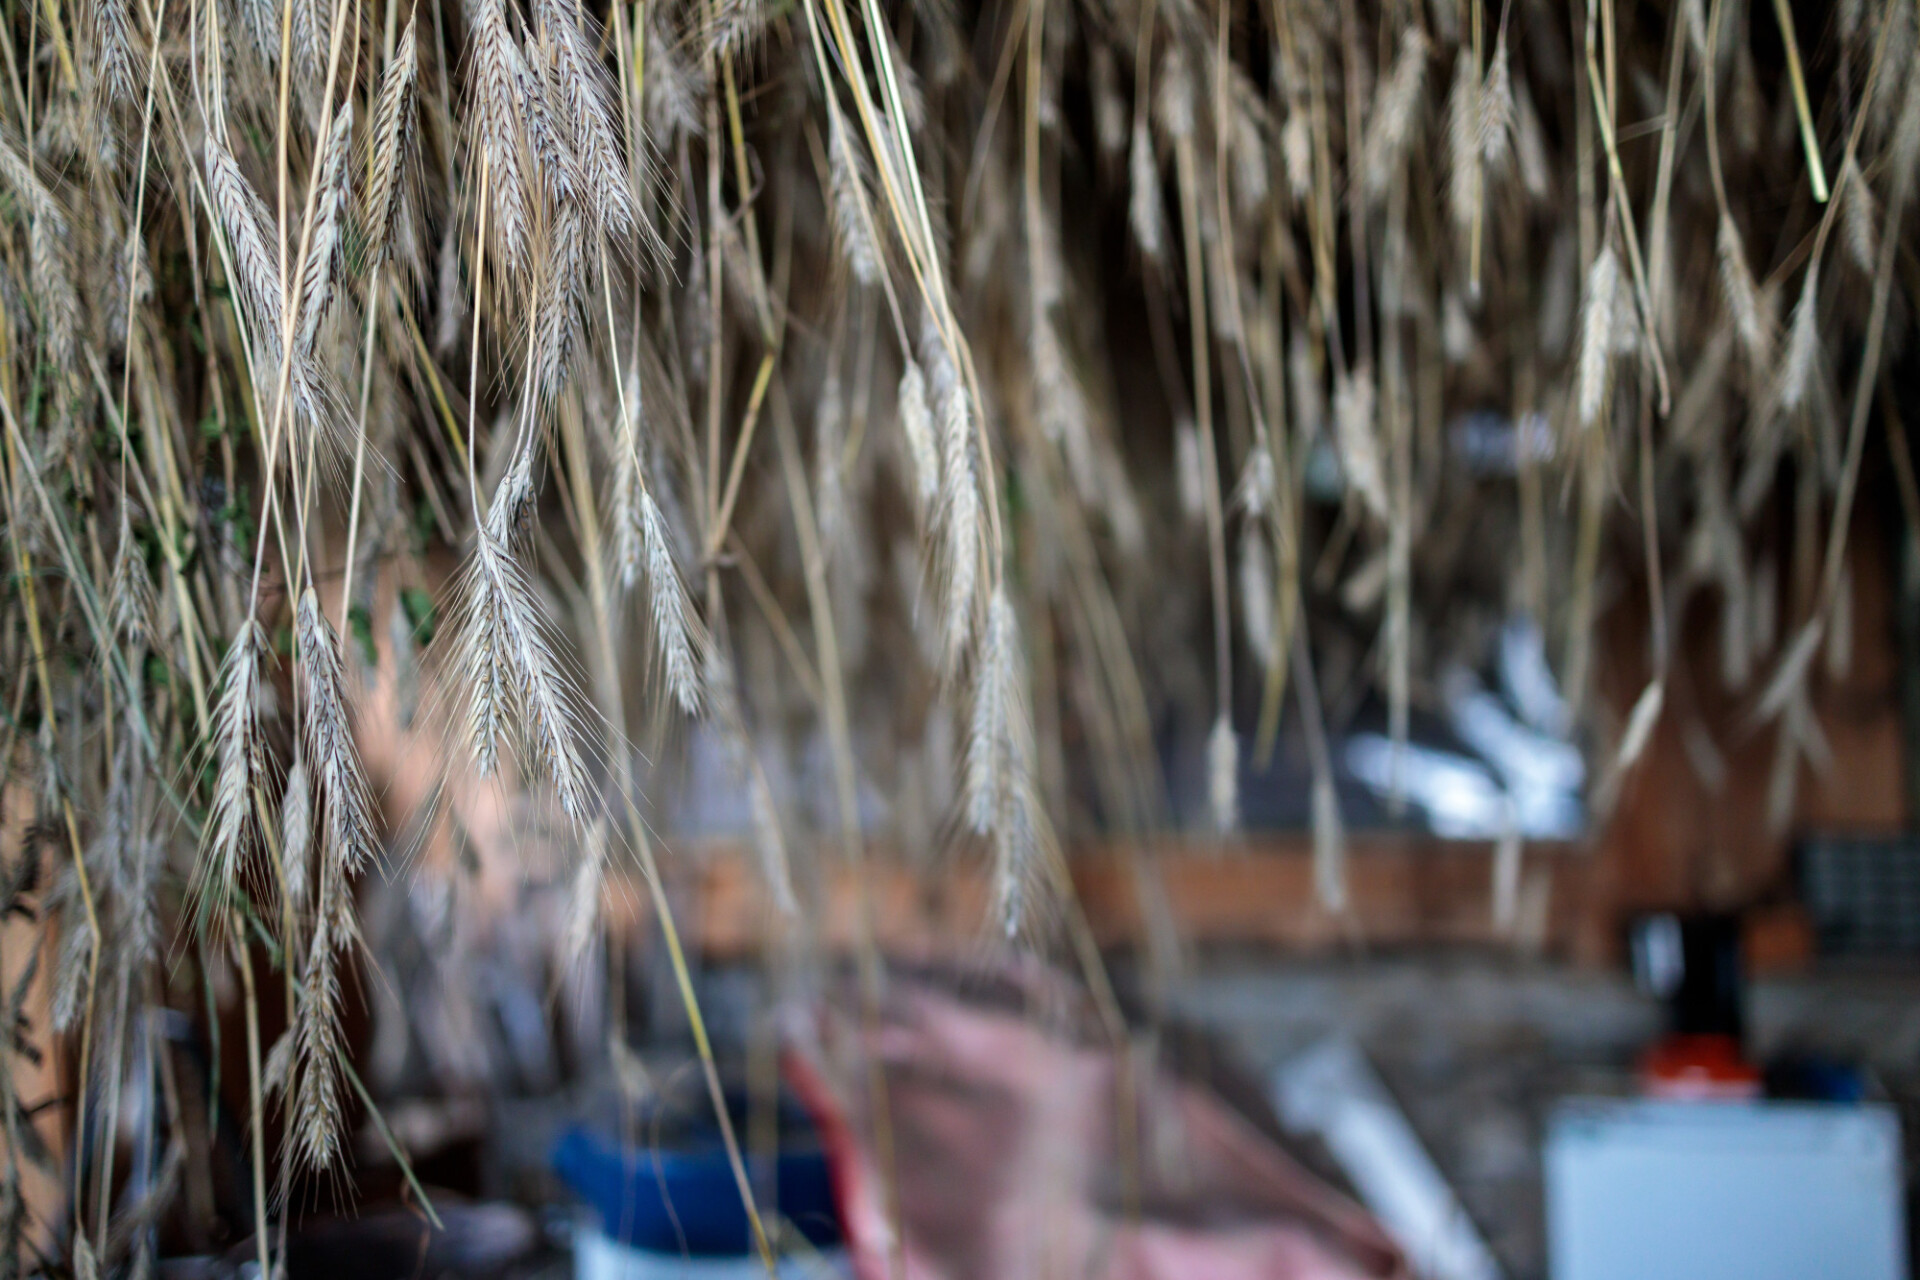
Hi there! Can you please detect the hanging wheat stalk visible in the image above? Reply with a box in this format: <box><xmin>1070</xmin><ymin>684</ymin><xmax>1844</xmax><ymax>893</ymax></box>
<box><xmin>0</xmin><ymin>0</ymin><xmax>1912</xmax><ymax>1266</ymax></box>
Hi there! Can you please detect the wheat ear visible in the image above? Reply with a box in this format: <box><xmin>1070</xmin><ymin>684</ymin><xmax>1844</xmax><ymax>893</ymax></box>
<box><xmin>829</xmin><ymin>109</ymin><xmax>883</xmax><ymax>285</ymax></box>
<box><xmin>296</xmin><ymin>100</ymin><xmax>353</xmax><ymax>356</ymax></box>
<box><xmin>463</xmin><ymin>520</ymin><xmax>592</xmax><ymax>821</ymax></box>
<box><xmin>640</xmin><ymin>491</ymin><xmax>703</xmax><ymax>714</ymax></box>
<box><xmin>296</xmin><ymin>587</ymin><xmax>374</xmax><ymax>878</ymax></box>
<box><xmin>196</xmin><ymin>620</ymin><xmax>267</xmax><ymax>930</ymax></box>
<box><xmin>1776</xmin><ymin>262</ymin><xmax>1819</xmax><ymax>412</ymax></box>
<box><xmin>1362</xmin><ymin>28</ymin><xmax>1430</xmax><ymax>200</ymax></box>
<box><xmin>897</xmin><ymin>359</ymin><xmax>939</xmax><ymax>516</ymax></box>
<box><xmin>362</xmin><ymin>18</ymin><xmax>419</xmax><ymax>264</ymax></box>
<box><xmin>1577</xmin><ymin>244</ymin><xmax>1621</xmax><ymax>427</ymax></box>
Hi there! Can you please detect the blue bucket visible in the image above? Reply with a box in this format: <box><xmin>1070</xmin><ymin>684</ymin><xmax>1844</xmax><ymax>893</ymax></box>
<box><xmin>552</xmin><ymin>1120</ymin><xmax>841</xmax><ymax>1259</ymax></box>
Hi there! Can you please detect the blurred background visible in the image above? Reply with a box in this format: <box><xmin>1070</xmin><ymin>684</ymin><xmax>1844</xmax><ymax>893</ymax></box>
<box><xmin>3</xmin><ymin>0</ymin><xmax>1919</xmax><ymax>1273</ymax></box>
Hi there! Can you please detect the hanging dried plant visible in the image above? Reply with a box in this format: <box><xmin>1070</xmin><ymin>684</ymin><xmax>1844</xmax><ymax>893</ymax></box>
<box><xmin>0</xmin><ymin>0</ymin><xmax>1907</xmax><ymax>1266</ymax></box>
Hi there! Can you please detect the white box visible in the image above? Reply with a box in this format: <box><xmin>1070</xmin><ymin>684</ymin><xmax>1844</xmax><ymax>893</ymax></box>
<box><xmin>1546</xmin><ymin>1101</ymin><xmax>1906</xmax><ymax>1280</ymax></box>
<box><xmin>574</xmin><ymin>1223</ymin><xmax>850</xmax><ymax>1279</ymax></box>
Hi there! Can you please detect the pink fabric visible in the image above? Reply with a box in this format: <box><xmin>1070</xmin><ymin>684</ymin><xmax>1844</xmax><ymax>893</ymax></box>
<box><xmin>786</xmin><ymin>974</ymin><xmax>1407</xmax><ymax>1280</ymax></box>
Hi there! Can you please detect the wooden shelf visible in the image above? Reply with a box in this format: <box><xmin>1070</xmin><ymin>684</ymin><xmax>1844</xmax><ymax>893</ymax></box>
<box><xmin>618</xmin><ymin>834</ymin><xmax>1602</xmax><ymax>962</ymax></box>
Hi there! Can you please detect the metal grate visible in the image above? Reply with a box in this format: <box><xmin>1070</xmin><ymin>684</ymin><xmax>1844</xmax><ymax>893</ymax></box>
<box><xmin>1798</xmin><ymin>834</ymin><xmax>1920</xmax><ymax>957</ymax></box>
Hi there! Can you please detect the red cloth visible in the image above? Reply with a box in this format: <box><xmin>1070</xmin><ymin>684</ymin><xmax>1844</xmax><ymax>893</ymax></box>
<box><xmin>786</xmin><ymin>973</ymin><xmax>1408</xmax><ymax>1280</ymax></box>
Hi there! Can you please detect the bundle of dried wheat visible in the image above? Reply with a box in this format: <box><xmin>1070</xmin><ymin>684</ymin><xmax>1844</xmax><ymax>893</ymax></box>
<box><xmin>0</xmin><ymin>0</ymin><xmax>1912</xmax><ymax>1263</ymax></box>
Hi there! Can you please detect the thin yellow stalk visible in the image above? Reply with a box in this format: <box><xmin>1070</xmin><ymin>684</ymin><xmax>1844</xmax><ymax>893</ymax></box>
<box><xmin>704</xmin><ymin>57</ymin><xmax>725</xmax><ymax>529</ymax></box>
<box><xmin>771</xmin><ymin>389</ymin><xmax>904</xmax><ymax>1280</ymax></box>
<box><xmin>1469</xmin><ymin>0</ymin><xmax>1486</xmax><ymax>293</ymax></box>
<box><xmin>231</xmin><ymin>916</ymin><xmax>271</xmax><ymax>1280</ymax></box>
<box><xmin>727</xmin><ymin>531</ymin><xmax>825</xmax><ymax>705</ymax></box>
<box><xmin>1172</xmin><ymin>133</ymin><xmax>1232</xmax><ymax>751</ymax></box>
<box><xmin>244</xmin><ymin>0</ymin><xmax>361</xmax><ymax>608</ymax></box>
<box><xmin>704</xmin><ymin>352</ymin><xmax>778</xmax><ymax>560</ymax></box>
<box><xmin>1582</xmin><ymin>0</ymin><xmax>1672</xmax><ymax>414</ymax></box>
<box><xmin>579</xmin><ymin>237</ymin><xmax>781</xmax><ymax>1280</ymax></box>
<box><xmin>1769</xmin><ymin>0</ymin><xmax>1828</xmax><ymax>202</ymax></box>
<box><xmin>1645</xmin><ymin>6</ymin><xmax>1688</xmax><ymax>336</ymax></box>
<box><xmin>1814</xmin><ymin>91</ymin><xmax>1913</xmax><ymax>617</ymax></box>
<box><xmin>34</xmin><ymin>0</ymin><xmax>79</xmax><ymax>92</ymax></box>
<box><xmin>722</xmin><ymin>55</ymin><xmax>776</xmax><ymax>344</ymax></box>
<box><xmin>339</xmin><ymin>0</ymin><xmax>402</xmax><ymax>620</ymax></box>
<box><xmin>806</xmin><ymin>0</ymin><xmax>1005</xmax><ymax>566</ymax></box>
<box><xmin>1803</xmin><ymin>10</ymin><xmax>1897</xmax><ymax>268</ymax></box>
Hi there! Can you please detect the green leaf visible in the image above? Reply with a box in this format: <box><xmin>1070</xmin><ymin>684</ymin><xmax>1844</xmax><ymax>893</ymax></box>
<box><xmin>411</xmin><ymin>497</ymin><xmax>437</xmax><ymax>550</ymax></box>
<box><xmin>349</xmin><ymin>604</ymin><xmax>378</xmax><ymax>668</ymax></box>
<box><xmin>401</xmin><ymin>587</ymin><xmax>436</xmax><ymax>646</ymax></box>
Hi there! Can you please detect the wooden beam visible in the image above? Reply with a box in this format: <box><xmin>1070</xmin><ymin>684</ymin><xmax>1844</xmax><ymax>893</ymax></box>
<box><xmin>620</xmin><ymin>835</ymin><xmax>1598</xmax><ymax>961</ymax></box>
